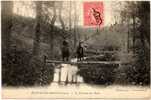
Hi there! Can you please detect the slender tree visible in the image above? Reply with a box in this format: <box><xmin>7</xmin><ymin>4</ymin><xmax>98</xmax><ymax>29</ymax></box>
<box><xmin>58</xmin><ymin>2</ymin><xmax>65</xmax><ymax>30</ymax></box>
<box><xmin>2</xmin><ymin>1</ymin><xmax>13</xmax><ymax>55</ymax></box>
<box><xmin>33</xmin><ymin>1</ymin><xmax>42</xmax><ymax>56</ymax></box>
<box><xmin>69</xmin><ymin>1</ymin><xmax>72</xmax><ymax>31</ymax></box>
<box><xmin>49</xmin><ymin>1</ymin><xmax>57</xmax><ymax>59</ymax></box>
<box><xmin>73</xmin><ymin>2</ymin><xmax>77</xmax><ymax>49</ymax></box>
<box><xmin>58</xmin><ymin>1</ymin><xmax>66</xmax><ymax>39</ymax></box>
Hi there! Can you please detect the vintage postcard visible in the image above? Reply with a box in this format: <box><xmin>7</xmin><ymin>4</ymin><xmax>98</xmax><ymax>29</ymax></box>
<box><xmin>1</xmin><ymin>0</ymin><xmax>151</xmax><ymax>99</ymax></box>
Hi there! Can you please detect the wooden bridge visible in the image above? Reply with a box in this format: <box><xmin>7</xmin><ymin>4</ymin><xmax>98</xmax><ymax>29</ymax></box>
<box><xmin>43</xmin><ymin>49</ymin><xmax>135</xmax><ymax>64</ymax></box>
<box><xmin>45</xmin><ymin>60</ymin><xmax>122</xmax><ymax>65</ymax></box>
<box><xmin>43</xmin><ymin>53</ymin><xmax>132</xmax><ymax>66</ymax></box>
<box><xmin>43</xmin><ymin>58</ymin><xmax>132</xmax><ymax>85</ymax></box>
<box><xmin>44</xmin><ymin>60</ymin><xmax>128</xmax><ymax>69</ymax></box>
<box><xmin>43</xmin><ymin>50</ymin><xmax>134</xmax><ymax>85</ymax></box>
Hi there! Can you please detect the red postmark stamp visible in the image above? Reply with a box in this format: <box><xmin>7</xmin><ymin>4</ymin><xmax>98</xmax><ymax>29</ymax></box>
<box><xmin>83</xmin><ymin>2</ymin><xmax>104</xmax><ymax>27</ymax></box>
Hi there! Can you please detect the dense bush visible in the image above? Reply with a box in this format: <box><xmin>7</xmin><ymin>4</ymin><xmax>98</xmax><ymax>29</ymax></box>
<box><xmin>115</xmin><ymin>60</ymin><xmax>150</xmax><ymax>86</ymax></box>
<box><xmin>78</xmin><ymin>48</ymin><xmax>119</xmax><ymax>85</ymax></box>
<box><xmin>78</xmin><ymin>64</ymin><xmax>117</xmax><ymax>85</ymax></box>
<box><xmin>2</xmin><ymin>48</ymin><xmax>54</xmax><ymax>86</ymax></box>
<box><xmin>78</xmin><ymin>46</ymin><xmax>150</xmax><ymax>86</ymax></box>
<box><xmin>125</xmin><ymin>49</ymin><xmax>149</xmax><ymax>85</ymax></box>
<box><xmin>86</xmin><ymin>53</ymin><xmax>119</xmax><ymax>61</ymax></box>
<box><xmin>115</xmin><ymin>46</ymin><xmax>150</xmax><ymax>86</ymax></box>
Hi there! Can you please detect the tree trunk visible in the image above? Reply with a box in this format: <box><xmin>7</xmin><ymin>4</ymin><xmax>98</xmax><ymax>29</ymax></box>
<box><xmin>59</xmin><ymin>1</ymin><xmax>66</xmax><ymax>39</ymax></box>
<box><xmin>73</xmin><ymin>2</ymin><xmax>77</xmax><ymax>49</ymax></box>
<box><xmin>69</xmin><ymin>1</ymin><xmax>72</xmax><ymax>31</ymax></box>
<box><xmin>127</xmin><ymin>20</ymin><xmax>130</xmax><ymax>52</ymax></box>
<box><xmin>2</xmin><ymin>1</ymin><xmax>13</xmax><ymax>55</ymax></box>
<box><xmin>132</xmin><ymin>15</ymin><xmax>136</xmax><ymax>53</ymax></box>
<box><xmin>49</xmin><ymin>2</ymin><xmax>56</xmax><ymax>59</ymax></box>
<box><xmin>49</xmin><ymin>26</ymin><xmax>55</xmax><ymax>59</ymax></box>
<box><xmin>33</xmin><ymin>1</ymin><xmax>42</xmax><ymax>56</ymax></box>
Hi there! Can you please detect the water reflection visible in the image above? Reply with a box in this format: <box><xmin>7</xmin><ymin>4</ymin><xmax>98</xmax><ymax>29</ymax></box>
<box><xmin>53</xmin><ymin>58</ymin><xmax>83</xmax><ymax>85</ymax></box>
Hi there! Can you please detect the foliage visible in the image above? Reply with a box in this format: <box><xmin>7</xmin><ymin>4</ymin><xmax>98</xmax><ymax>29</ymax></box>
<box><xmin>115</xmin><ymin>44</ymin><xmax>150</xmax><ymax>86</ymax></box>
<box><xmin>115</xmin><ymin>1</ymin><xmax>150</xmax><ymax>86</ymax></box>
<box><xmin>127</xmin><ymin>46</ymin><xmax>149</xmax><ymax>85</ymax></box>
<box><xmin>78</xmin><ymin>64</ymin><xmax>117</xmax><ymax>85</ymax></box>
<box><xmin>2</xmin><ymin>47</ymin><xmax>54</xmax><ymax>86</ymax></box>
<box><xmin>78</xmin><ymin>50</ymin><xmax>118</xmax><ymax>85</ymax></box>
<box><xmin>116</xmin><ymin>57</ymin><xmax>150</xmax><ymax>86</ymax></box>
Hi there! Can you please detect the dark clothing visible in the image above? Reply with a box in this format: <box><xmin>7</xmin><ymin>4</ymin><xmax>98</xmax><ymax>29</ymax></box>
<box><xmin>63</xmin><ymin>40</ymin><xmax>68</xmax><ymax>46</ymax></box>
<box><xmin>77</xmin><ymin>46</ymin><xmax>84</xmax><ymax>61</ymax></box>
<box><xmin>61</xmin><ymin>45</ymin><xmax>70</xmax><ymax>61</ymax></box>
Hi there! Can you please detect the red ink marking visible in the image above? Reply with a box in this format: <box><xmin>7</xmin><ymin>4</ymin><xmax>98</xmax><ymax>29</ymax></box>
<box><xmin>83</xmin><ymin>2</ymin><xmax>104</xmax><ymax>27</ymax></box>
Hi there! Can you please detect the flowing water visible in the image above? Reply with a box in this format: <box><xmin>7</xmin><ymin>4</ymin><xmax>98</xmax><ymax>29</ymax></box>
<box><xmin>53</xmin><ymin>58</ymin><xmax>83</xmax><ymax>84</ymax></box>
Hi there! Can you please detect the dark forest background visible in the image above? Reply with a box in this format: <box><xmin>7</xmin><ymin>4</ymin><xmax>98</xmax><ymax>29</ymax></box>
<box><xmin>1</xmin><ymin>1</ymin><xmax>150</xmax><ymax>86</ymax></box>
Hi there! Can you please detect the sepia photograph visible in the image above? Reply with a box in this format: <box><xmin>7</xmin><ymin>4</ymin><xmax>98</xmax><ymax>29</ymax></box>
<box><xmin>1</xmin><ymin>0</ymin><xmax>150</xmax><ymax>99</ymax></box>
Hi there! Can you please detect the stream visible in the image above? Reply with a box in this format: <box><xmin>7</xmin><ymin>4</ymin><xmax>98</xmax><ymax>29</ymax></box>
<box><xmin>53</xmin><ymin>58</ymin><xmax>83</xmax><ymax>84</ymax></box>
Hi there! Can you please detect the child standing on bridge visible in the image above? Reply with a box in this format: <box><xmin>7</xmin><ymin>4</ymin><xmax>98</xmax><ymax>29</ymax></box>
<box><xmin>77</xmin><ymin>42</ymin><xmax>84</xmax><ymax>61</ymax></box>
<box><xmin>61</xmin><ymin>40</ymin><xmax>70</xmax><ymax>61</ymax></box>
